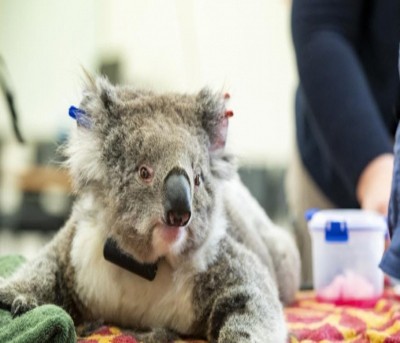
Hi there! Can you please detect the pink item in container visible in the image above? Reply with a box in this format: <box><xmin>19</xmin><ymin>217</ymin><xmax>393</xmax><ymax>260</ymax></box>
<box><xmin>318</xmin><ymin>270</ymin><xmax>375</xmax><ymax>305</ymax></box>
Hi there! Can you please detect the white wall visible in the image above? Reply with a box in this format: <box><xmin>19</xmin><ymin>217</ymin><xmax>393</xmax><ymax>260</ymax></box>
<box><xmin>0</xmin><ymin>0</ymin><xmax>297</xmax><ymax>167</ymax></box>
<box><xmin>0</xmin><ymin>0</ymin><xmax>96</xmax><ymax>141</ymax></box>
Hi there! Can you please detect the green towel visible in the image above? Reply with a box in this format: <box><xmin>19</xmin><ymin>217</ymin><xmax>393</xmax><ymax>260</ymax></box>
<box><xmin>0</xmin><ymin>255</ymin><xmax>76</xmax><ymax>343</ymax></box>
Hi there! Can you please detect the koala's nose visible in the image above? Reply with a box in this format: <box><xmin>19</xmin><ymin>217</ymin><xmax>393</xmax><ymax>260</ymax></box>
<box><xmin>163</xmin><ymin>169</ymin><xmax>192</xmax><ymax>227</ymax></box>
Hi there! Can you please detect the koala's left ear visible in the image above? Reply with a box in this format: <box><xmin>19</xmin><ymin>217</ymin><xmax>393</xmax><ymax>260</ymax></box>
<box><xmin>196</xmin><ymin>89</ymin><xmax>236</xmax><ymax>179</ymax></box>
<box><xmin>196</xmin><ymin>89</ymin><xmax>232</xmax><ymax>152</ymax></box>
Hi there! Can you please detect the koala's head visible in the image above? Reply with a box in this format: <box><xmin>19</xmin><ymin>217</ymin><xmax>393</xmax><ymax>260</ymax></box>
<box><xmin>66</xmin><ymin>76</ymin><xmax>233</xmax><ymax>263</ymax></box>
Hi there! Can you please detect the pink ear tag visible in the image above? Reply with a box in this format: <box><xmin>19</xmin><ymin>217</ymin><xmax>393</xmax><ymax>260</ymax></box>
<box><xmin>225</xmin><ymin>110</ymin><xmax>234</xmax><ymax>118</ymax></box>
<box><xmin>210</xmin><ymin>93</ymin><xmax>234</xmax><ymax>151</ymax></box>
<box><xmin>223</xmin><ymin>92</ymin><xmax>234</xmax><ymax>118</ymax></box>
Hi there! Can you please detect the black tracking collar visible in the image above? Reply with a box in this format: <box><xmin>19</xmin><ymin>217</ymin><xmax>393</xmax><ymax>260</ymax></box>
<box><xmin>103</xmin><ymin>238</ymin><xmax>158</xmax><ymax>281</ymax></box>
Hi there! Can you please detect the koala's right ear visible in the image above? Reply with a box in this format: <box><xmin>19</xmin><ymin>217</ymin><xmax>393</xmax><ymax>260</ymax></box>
<box><xmin>78</xmin><ymin>73</ymin><xmax>119</xmax><ymax>128</ymax></box>
<box><xmin>65</xmin><ymin>74</ymin><xmax>118</xmax><ymax>191</ymax></box>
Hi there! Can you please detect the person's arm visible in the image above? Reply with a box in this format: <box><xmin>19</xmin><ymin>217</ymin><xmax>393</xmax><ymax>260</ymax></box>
<box><xmin>356</xmin><ymin>154</ymin><xmax>393</xmax><ymax>215</ymax></box>
<box><xmin>292</xmin><ymin>0</ymin><xmax>393</xmax><ymax>214</ymax></box>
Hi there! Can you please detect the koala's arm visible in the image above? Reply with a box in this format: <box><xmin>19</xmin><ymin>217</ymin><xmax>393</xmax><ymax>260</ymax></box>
<box><xmin>192</xmin><ymin>238</ymin><xmax>287</xmax><ymax>343</ymax></box>
<box><xmin>0</xmin><ymin>220</ymin><xmax>82</xmax><ymax>320</ymax></box>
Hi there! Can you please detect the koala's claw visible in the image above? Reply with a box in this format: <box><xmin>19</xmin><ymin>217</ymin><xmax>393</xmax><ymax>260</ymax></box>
<box><xmin>0</xmin><ymin>284</ymin><xmax>39</xmax><ymax>316</ymax></box>
<box><xmin>11</xmin><ymin>294</ymin><xmax>38</xmax><ymax>317</ymax></box>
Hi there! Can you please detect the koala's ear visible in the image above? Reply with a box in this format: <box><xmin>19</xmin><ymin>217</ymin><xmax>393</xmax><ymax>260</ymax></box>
<box><xmin>196</xmin><ymin>89</ymin><xmax>232</xmax><ymax>152</ymax></box>
<box><xmin>65</xmin><ymin>74</ymin><xmax>118</xmax><ymax>191</ymax></box>
<box><xmin>197</xmin><ymin>89</ymin><xmax>236</xmax><ymax>179</ymax></box>
<box><xmin>79</xmin><ymin>73</ymin><xmax>119</xmax><ymax>125</ymax></box>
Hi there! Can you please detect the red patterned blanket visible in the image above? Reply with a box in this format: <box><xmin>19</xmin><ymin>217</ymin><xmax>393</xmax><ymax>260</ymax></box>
<box><xmin>287</xmin><ymin>290</ymin><xmax>400</xmax><ymax>342</ymax></box>
<box><xmin>78</xmin><ymin>290</ymin><xmax>400</xmax><ymax>343</ymax></box>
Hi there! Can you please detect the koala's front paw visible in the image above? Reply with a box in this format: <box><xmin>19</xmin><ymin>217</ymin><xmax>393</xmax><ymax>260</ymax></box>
<box><xmin>10</xmin><ymin>294</ymin><xmax>38</xmax><ymax>317</ymax></box>
<box><xmin>134</xmin><ymin>328</ymin><xmax>181</xmax><ymax>342</ymax></box>
<box><xmin>76</xmin><ymin>320</ymin><xmax>105</xmax><ymax>337</ymax></box>
<box><xmin>0</xmin><ymin>284</ymin><xmax>39</xmax><ymax>317</ymax></box>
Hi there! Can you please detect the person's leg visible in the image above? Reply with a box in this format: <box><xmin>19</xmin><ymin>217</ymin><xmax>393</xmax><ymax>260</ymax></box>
<box><xmin>285</xmin><ymin>146</ymin><xmax>335</xmax><ymax>288</ymax></box>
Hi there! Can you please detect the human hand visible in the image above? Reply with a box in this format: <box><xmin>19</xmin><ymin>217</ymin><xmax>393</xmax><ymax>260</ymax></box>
<box><xmin>356</xmin><ymin>154</ymin><xmax>394</xmax><ymax>216</ymax></box>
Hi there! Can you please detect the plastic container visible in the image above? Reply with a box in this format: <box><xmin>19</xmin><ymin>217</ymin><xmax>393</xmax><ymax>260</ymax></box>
<box><xmin>307</xmin><ymin>209</ymin><xmax>387</xmax><ymax>307</ymax></box>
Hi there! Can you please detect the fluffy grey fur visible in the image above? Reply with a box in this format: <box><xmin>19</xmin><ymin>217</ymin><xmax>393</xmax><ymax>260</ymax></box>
<box><xmin>0</xmin><ymin>76</ymin><xmax>300</xmax><ymax>342</ymax></box>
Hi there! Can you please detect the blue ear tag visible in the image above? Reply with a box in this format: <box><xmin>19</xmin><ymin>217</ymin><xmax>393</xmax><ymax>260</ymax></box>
<box><xmin>68</xmin><ymin>106</ymin><xmax>91</xmax><ymax>129</ymax></box>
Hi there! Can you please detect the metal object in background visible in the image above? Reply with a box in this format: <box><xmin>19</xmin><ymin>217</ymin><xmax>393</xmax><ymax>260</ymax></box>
<box><xmin>238</xmin><ymin>166</ymin><xmax>288</xmax><ymax>224</ymax></box>
<box><xmin>0</xmin><ymin>56</ymin><xmax>24</xmax><ymax>143</ymax></box>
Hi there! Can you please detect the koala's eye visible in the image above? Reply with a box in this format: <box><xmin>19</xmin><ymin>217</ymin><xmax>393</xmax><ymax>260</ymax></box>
<box><xmin>139</xmin><ymin>166</ymin><xmax>153</xmax><ymax>181</ymax></box>
<box><xmin>194</xmin><ymin>174</ymin><xmax>201</xmax><ymax>186</ymax></box>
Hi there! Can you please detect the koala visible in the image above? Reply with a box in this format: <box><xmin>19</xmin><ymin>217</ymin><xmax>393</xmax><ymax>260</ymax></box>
<box><xmin>0</xmin><ymin>76</ymin><xmax>300</xmax><ymax>342</ymax></box>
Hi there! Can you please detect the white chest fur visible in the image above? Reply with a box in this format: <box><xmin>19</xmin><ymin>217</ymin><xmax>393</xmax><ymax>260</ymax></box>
<box><xmin>70</xmin><ymin>221</ymin><xmax>196</xmax><ymax>333</ymax></box>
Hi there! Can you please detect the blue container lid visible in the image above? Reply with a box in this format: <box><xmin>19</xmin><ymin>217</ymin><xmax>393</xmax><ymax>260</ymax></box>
<box><xmin>307</xmin><ymin>209</ymin><xmax>387</xmax><ymax>233</ymax></box>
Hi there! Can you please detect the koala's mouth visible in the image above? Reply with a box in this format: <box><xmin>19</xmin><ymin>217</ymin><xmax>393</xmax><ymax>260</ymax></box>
<box><xmin>153</xmin><ymin>221</ymin><xmax>187</xmax><ymax>244</ymax></box>
<box><xmin>158</xmin><ymin>225</ymin><xmax>184</xmax><ymax>243</ymax></box>
<box><xmin>151</xmin><ymin>221</ymin><xmax>189</xmax><ymax>259</ymax></box>
<box><xmin>116</xmin><ymin>219</ymin><xmax>189</xmax><ymax>264</ymax></box>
